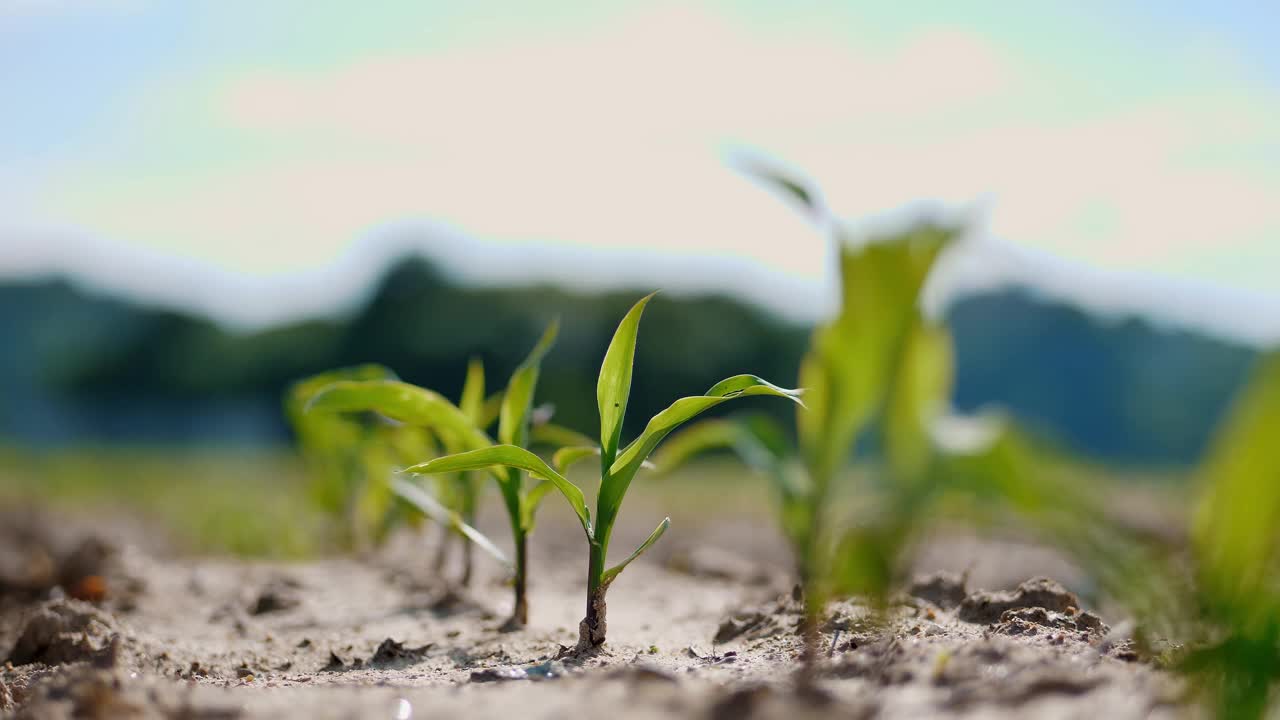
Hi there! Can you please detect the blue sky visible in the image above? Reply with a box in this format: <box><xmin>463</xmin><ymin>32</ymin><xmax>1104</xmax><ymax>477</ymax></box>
<box><xmin>2</xmin><ymin>1</ymin><xmax>1278</xmax><ymax>339</ymax></box>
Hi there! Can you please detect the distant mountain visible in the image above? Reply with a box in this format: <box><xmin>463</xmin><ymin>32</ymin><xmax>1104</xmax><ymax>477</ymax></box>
<box><xmin>0</xmin><ymin>255</ymin><xmax>1261</xmax><ymax>466</ymax></box>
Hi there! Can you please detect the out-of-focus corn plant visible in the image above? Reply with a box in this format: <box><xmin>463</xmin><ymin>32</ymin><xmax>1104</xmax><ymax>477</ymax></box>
<box><xmin>286</xmin><ymin>364</ymin><xmax>431</xmax><ymax>551</ymax></box>
<box><xmin>304</xmin><ymin>322</ymin><xmax>582</xmax><ymax>628</ymax></box>
<box><xmin>1178</xmin><ymin>354</ymin><xmax>1280</xmax><ymax>720</ymax></box>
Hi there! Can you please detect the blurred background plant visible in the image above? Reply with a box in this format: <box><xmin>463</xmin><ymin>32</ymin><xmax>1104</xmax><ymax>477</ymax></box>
<box><xmin>302</xmin><ymin>321</ymin><xmax>590</xmax><ymax>627</ymax></box>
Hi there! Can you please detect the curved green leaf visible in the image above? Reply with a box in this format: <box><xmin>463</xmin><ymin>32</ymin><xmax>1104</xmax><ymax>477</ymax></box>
<box><xmin>740</xmin><ymin>161</ymin><xmax>824</xmax><ymax>219</ymax></box>
<box><xmin>602</xmin><ymin>517</ymin><xmax>670</xmax><ymax>586</ymax></box>
<box><xmin>306</xmin><ymin>380</ymin><xmax>492</xmax><ymax>453</ymax></box>
<box><xmin>600</xmin><ymin>376</ymin><xmax>803</xmax><ymax>531</ymax></box>
<box><xmin>406</xmin><ymin>445</ymin><xmax>592</xmax><ymax>538</ymax></box>
<box><xmin>459</xmin><ymin>357</ymin><xmax>486</xmax><ymax>426</ymax></box>
<box><xmin>480</xmin><ymin>391</ymin><xmax>504</xmax><ymax>430</ymax></box>
<box><xmin>1192</xmin><ymin>353</ymin><xmax>1280</xmax><ymax>614</ymax></box>
<box><xmin>520</xmin><ymin>480</ymin><xmax>555</xmax><ymax>532</ymax></box>
<box><xmin>531</xmin><ymin>422</ymin><xmax>596</xmax><ymax>449</ymax></box>
<box><xmin>650</xmin><ymin>419</ymin><xmax>743</xmax><ymax>475</ymax></box>
<box><xmin>553</xmin><ymin>445</ymin><xmax>599</xmax><ymax>474</ymax></box>
<box><xmin>798</xmin><ymin>225</ymin><xmax>958</xmax><ymax>485</ymax></box>
<box><xmin>884</xmin><ymin>321</ymin><xmax>954</xmax><ymax>483</ymax></box>
<box><xmin>499</xmin><ymin>319</ymin><xmax>559</xmax><ymax>447</ymax></box>
<box><xmin>706</xmin><ymin>374</ymin><xmax>805</xmax><ymax>403</ymax></box>
<box><xmin>597</xmin><ymin>293</ymin><xmax>656</xmax><ymax>465</ymax></box>
<box><xmin>391</xmin><ymin>477</ymin><xmax>511</xmax><ymax>569</ymax></box>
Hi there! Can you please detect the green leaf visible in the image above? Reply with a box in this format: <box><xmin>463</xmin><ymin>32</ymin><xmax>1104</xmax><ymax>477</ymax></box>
<box><xmin>459</xmin><ymin>357</ymin><xmax>486</xmax><ymax>426</ymax></box>
<box><xmin>601</xmin><ymin>517</ymin><xmax>670</xmax><ymax>586</ymax></box>
<box><xmin>499</xmin><ymin>319</ymin><xmax>559</xmax><ymax>447</ymax></box>
<box><xmin>798</xmin><ymin>225</ymin><xmax>959</xmax><ymax>485</ymax></box>
<box><xmin>829</xmin><ymin>519</ymin><xmax>909</xmax><ymax>606</ymax></box>
<box><xmin>740</xmin><ymin>161</ymin><xmax>823</xmax><ymax>218</ymax></box>
<box><xmin>597</xmin><ymin>293</ymin><xmax>656</xmax><ymax>465</ymax></box>
<box><xmin>530</xmin><ymin>422</ymin><xmax>596</xmax><ymax>449</ymax></box>
<box><xmin>306</xmin><ymin>380</ymin><xmax>492</xmax><ymax>454</ymax></box>
<box><xmin>520</xmin><ymin>480</ymin><xmax>555</xmax><ymax>531</ymax></box>
<box><xmin>286</xmin><ymin>364</ymin><xmax>397</xmax><ymax>427</ymax></box>
<box><xmin>1192</xmin><ymin>353</ymin><xmax>1280</xmax><ymax>614</ymax></box>
<box><xmin>480</xmin><ymin>391</ymin><xmax>504</xmax><ymax>430</ymax></box>
<box><xmin>650</xmin><ymin>419</ymin><xmax>743</xmax><ymax>475</ymax></box>
<box><xmin>390</xmin><ymin>477</ymin><xmax>511</xmax><ymax>569</ymax></box>
<box><xmin>706</xmin><ymin>374</ymin><xmax>805</xmax><ymax>403</ymax></box>
<box><xmin>599</xmin><ymin>376</ymin><xmax>803</xmax><ymax>533</ymax></box>
<box><xmin>552</xmin><ymin>446</ymin><xmax>600</xmax><ymax>474</ymax></box>
<box><xmin>884</xmin><ymin>321</ymin><xmax>954</xmax><ymax>482</ymax></box>
<box><xmin>406</xmin><ymin>445</ymin><xmax>592</xmax><ymax>538</ymax></box>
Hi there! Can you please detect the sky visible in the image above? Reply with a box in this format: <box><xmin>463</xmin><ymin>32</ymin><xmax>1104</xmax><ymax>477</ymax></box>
<box><xmin>2</xmin><ymin>1</ymin><xmax>1278</xmax><ymax>341</ymax></box>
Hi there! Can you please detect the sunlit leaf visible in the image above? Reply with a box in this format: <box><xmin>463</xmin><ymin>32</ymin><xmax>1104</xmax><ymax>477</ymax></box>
<box><xmin>390</xmin><ymin>477</ymin><xmax>511</xmax><ymax>569</ymax></box>
<box><xmin>601</xmin><ymin>517</ymin><xmax>671</xmax><ymax>586</ymax></box>
<box><xmin>884</xmin><ymin>321</ymin><xmax>954</xmax><ymax>482</ymax></box>
<box><xmin>1192</xmin><ymin>353</ymin><xmax>1280</xmax><ymax>616</ymax></box>
<box><xmin>520</xmin><ymin>480</ymin><xmax>556</xmax><ymax>531</ymax></box>
<box><xmin>650</xmin><ymin>419</ymin><xmax>743</xmax><ymax>475</ymax></box>
<box><xmin>499</xmin><ymin>319</ymin><xmax>559</xmax><ymax>447</ymax></box>
<box><xmin>798</xmin><ymin>226</ymin><xmax>958</xmax><ymax>485</ymax></box>
<box><xmin>286</xmin><ymin>364</ymin><xmax>397</xmax><ymax>423</ymax></box>
<box><xmin>597</xmin><ymin>293</ymin><xmax>656</xmax><ymax>465</ymax></box>
<box><xmin>553</xmin><ymin>446</ymin><xmax>599</xmax><ymax>474</ymax></box>
<box><xmin>480</xmin><ymin>391</ymin><xmax>504</xmax><ymax>430</ymax></box>
<box><xmin>531</xmin><ymin>422</ymin><xmax>596</xmax><ymax>449</ymax></box>
<box><xmin>460</xmin><ymin>357</ymin><xmax>486</xmax><ymax>426</ymax></box>
<box><xmin>599</xmin><ymin>376</ymin><xmax>803</xmax><ymax>531</ymax></box>
<box><xmin>406</xmin><ymin>445</ymin><xmax>592</xmax><ymax>538</ymax></box>
<box><xmin>306</xmin><ymin>380</ymin><xmax>492</xmax><ymax>453</ymax></box>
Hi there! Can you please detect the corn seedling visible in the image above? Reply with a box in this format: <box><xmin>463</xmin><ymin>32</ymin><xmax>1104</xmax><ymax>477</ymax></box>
<box><xmin>428</xmin><ymin>357</ymin><xmax>501</xmax><ymax>587</ymax></box>
<box><xmin>1171</xmin><ymin>353</ymin><xmax>1280</xmax><ymax>720</ymax></box>
<box><xmin>286</xmin><ymin>364</ymin><xmax>432</xmax><ymax>551</ymax></box>
<box><xmin>971</xmin><ymin>353</ymin><xmax>1280</xmax><ymax>720</ymax></box>
<box><xmin>305</xmin><ymin>321</ymin><xmax>577</xmax><ymax>627</ymax></box>
<box><xmin>408</xmin><ymin>293</ymin><xmax>803</xmax><ymax>649</ymax></box>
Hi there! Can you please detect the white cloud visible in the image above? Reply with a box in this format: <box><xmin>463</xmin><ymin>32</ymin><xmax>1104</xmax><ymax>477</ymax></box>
<box><xmin>12</xmin><ymin>2</ymin><xmax>1280</xmax><ymax>338</ymax></box>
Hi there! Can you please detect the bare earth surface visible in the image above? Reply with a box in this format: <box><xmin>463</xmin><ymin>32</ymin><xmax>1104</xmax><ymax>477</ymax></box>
<box><xmin>0</xmin><ymin>506</ymin><xmax>1188</xmax><ymax>720</ymax></box>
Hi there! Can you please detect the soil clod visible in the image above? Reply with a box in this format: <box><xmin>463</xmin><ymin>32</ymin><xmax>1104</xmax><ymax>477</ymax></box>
<box><xmin>958</xmin><ymin>577</ymin><xmax>1082</xmax><ymax>624</ymax></box>
<box><xmin>908</xmin><ymin>571</ymin><xmax>968</xmax><ymax>610</ymax></box>
<box><xmin>6</xmin><ymin>599</ymin><xmax>122</xmax><ymax>666</ymax></box>
<box><xmin>368</xmin><ymin>638</ymin><xmax>432</xmax><ymax>666</ymax></box>
<box><xmin>714</xmin><ymin>611</ymin><xmax>775</xmax><ymax>644</ymax></box>
<box><xmin>994</xmin><ymin>607</ymin><xmax>1108</xmax><ymax>637</ymax></box>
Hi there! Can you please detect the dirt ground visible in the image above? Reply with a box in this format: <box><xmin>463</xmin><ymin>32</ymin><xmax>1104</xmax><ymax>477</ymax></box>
<box><xmin>0</xmin><ymin>503</ymin><xmax>1189</xmax><ymax>720</ymax></box>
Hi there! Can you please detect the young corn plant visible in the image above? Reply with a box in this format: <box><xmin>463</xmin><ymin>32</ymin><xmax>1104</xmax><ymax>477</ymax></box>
<box><xmin>286</xmin><ymin>363</ymin><xmax>429</xmax><ymax>551</ymax></box>
<box><xmin>954</xmin><ymin>353</ymin><xmax>1280</xmax><ymax>720</ymax></box>
<box><xmin>1164</xmin><ymin>353</ymin><xmax>1280</xmax><ymax>720</ymax></box>
<box><xmin>408</xmin><ymin>293</ymin><xmax>803</xmax><ymax>650</ymax></box>
<box><xmin>730</xmin><ymin>165</ymin><xmax>970</xmax><ymax>668</ymax></box>
<box><xmin>428</xmin><ymin>357</ymin><xmax>501</xmax><ymax>587</ymax></box>
<box><xmin>306</xmin><ymin>321</ymin><xmax>578</xmax><ymax>627</ymax></box>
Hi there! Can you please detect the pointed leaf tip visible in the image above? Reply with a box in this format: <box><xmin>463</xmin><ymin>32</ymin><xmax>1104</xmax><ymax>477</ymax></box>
<box><xmin>597</xmin><ymin>292</ymin><xmax>658</xmax><ymax>462</ymax></box>
<box><xmin>602</xmin><ymin>516</ymin><xmax>671</xmax><ymax>585</ymax></box>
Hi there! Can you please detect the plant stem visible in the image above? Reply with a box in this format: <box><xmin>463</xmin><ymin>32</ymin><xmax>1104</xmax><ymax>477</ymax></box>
<box><xmin>796</xmin><ymin>479</ymin><xmax>828</xmax><ymax>684</ymax></box>
<box><xmin>432</xmin><ymin>523</ymin><xmax>450</xmax><ymax>577</ymax></box>
<box><xmin>577</xmin><ymin>540</ymin><xmax>608</xmax><ymax>649</ymax></box>
<box><xmin>799</xmin><ymin>580</ymin><xmax>824</xmax><ymax>676</ymax></box>
<box><xmin>510</xmin><ymin>529</ymin><xmax>528</xmax><ymax>627</ymax></box>
<box><xmin>460</xmin><ymin>508</ymin><xmax>476</xmax><ymax>588</ymax></box>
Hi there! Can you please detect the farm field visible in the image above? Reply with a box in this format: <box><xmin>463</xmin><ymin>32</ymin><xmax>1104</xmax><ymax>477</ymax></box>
<box><xmin>1</xmin><ymin>450</ymin><xmax>1188</xmax><ymax>719</ymax></box>
<box><xmin>6</xmin><ymin>6</ymin><xmax>1278</xmax><ymax>716</ymax></box>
